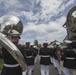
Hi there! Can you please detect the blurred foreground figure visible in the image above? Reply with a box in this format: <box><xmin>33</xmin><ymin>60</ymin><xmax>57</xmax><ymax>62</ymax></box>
<box><xmin>1</xmin><ymin>35</ymin><xmax>23</xmax><ymax>75</ymax></box>
<box><xmin>0</xmin><ymin>15</ymin><xmax>26</xmax><ymax>75</ymax></box>
<box><xmin>62</xmin><ymin>5</ymin><xmax>76</xmax><ymax>75</ymax></box>
<box><xmin>61</xmin><ymin>40</ymin><xmax>76</xmax><ymax>75</ymax></box>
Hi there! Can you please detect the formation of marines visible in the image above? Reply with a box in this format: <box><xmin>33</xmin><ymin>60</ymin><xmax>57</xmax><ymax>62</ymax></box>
<box><xmin>20</xmin><ymin>39</ymin><xmax>76</xmax><ymax>75</ymax></box>
<box><xmin>0</xmin><ymin>39</ymin><xmax>76</xmax><ymax>75</ymax></box>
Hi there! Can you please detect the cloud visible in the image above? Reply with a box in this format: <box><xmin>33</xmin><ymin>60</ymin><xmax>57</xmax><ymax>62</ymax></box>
<box><xmin>65</xmin><ymin>0</ymin><xmax>75</xmax><ymax>7</ymax></box>
<box><xmin>40</xmin><ymin>0</ymin><xmax>62</xmax><ymax>19</ymax></box>
<box><xmin>18</xmin><ymin>0</ymin><xmax>75</xmax><ymax>24</ymax></box>
<box><xmin>22</xmin><ymin>15</ymin><xmax>67</xmax><ymax>43</ymax></box>
<box><xmin>0</xmin><ymin>0</ymin><xmax>23</xmax><ymax>10</ymax></box>
<box><xmin>0</xmin><ymin>0</ymin><xmax>76</xmax><ymax>44</ymax></box>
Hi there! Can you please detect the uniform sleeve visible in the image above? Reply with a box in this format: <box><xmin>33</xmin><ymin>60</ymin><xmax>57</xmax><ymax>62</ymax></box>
<box><xmin>50</xmin><ymin>48</ymin><xmax>53</xmax><ymax>57</ymax></box>
<box><xmin>0</xmin><ymin>47</ymin><xmax>3</xmax><ymax>58</ymax></box>
<box><xmin>32</xmin><ymin>48</ymin><xmax>37</xmax><ymax>57</ymax></box>
<box><xmin>21</xmin><ymin>47</ymin><xmax>26</xmax><ymax>59</ymax></box>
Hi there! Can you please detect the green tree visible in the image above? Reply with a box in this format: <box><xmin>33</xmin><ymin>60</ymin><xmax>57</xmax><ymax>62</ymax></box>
<box><xmin>38</xmin><ymin>44</ymin><xmax>42</xmax><ymax>49</ymax></box>
<box><xmin>34</xmin><ymin>40</ymin><xmax>39</xmax><ymax>47</ymax></box>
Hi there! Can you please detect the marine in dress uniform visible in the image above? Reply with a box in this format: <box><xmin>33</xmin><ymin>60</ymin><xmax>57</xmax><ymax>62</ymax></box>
<box><xmin>52</xmin><ymin>42</ymin><xmax>61</xmax><ymax>75</ymax></box>
<box><xmin>61</xmin><ymin>40</ymin><xmax>76</xmax><ymax>75</ymax></box>
<box><xmin>23</xmin><ymin>42</ymin><xmax>36</xmax><ymax>75</ymax></box>
<box><xmin>1</xmin><ymin>35</ymin><xmax>23</xmax><ymax>75</ymax></box>
<box><xmin>33</xmin><ymin>46</ymin><xmax>38</xmax><ymax>64</ymax></box>
<box><xmin>39</xmin><ymin>41</ymin><xmax>52</xmax><ymax>75</ymax></box>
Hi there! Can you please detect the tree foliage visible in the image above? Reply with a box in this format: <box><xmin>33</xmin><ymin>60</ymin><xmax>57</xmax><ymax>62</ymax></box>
<box><xmin>34</xmin><ymin>40</ymin><xmax>39</xmax><ymax>47</ymax></box>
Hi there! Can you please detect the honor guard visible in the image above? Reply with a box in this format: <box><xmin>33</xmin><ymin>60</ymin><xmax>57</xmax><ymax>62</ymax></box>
<box><xmin>39</xmin><ymin>41</ymin><xmax>52</xmax><ymax>75</ymax></box>
<box><xmin>61</xmin><ymin>40</ymin><xmax>76</xmax><ymax>75</ymax></box>
<box><xmin>23</xmin><ymin>42</ymin><xmax>36</xmax><ymax>75</ymax></box>
<box><xmin>52</xmin><ymin>42</ymin><xmax>61</xmax><ymax>75</ymax></box>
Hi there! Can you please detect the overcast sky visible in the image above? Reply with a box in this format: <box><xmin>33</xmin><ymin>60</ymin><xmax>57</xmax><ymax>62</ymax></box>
<box><xmin>0</xmin><ymin>0</ymin><xmax>76</xmax><ymax>44</ymax></box>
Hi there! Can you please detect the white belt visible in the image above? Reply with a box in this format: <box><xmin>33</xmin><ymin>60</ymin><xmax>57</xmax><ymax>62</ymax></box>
<box><xmin>41</xmin><ymin>55</ymin><xmax>50</xmax><ymax>57</ymax></box>
<box><xmin>66</xmin><ymin>57</ymin><xmax>75</xmax><ymax>60</ymax></box>
<box><xmin>26</xmin><ymin>56</ymin><xmax>33</xmax><ymax>58</ymax></box>
<box><xmin>4</xmin><ymin>64</ymin><xmax>19</xmax><ymax>67</ymax></box>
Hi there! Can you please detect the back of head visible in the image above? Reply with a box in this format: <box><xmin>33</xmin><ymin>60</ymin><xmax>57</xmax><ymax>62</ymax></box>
<box><xmin>56</xmin><ymin>42</ymin><xmax>60</xmax><ymax>46</ymax></box>
<box><xmin>33</xmin><ymin>46</ymin><xmax>38</xmax><ymax>49</ymax></box>
<box><xmin>64</xmin><ymin>40</ymin><xmax>72</xmax><ymax>44</ymax></box>
<box><xmin>25</xmin><ymin>42</ymin><xmax>30</xmax><ymax>47</ymax></box>
<box><xmin>64</xmin><ymin>40</ymin><xmax>72</xmax><ymax>48</ymax></box>
<box><xmin>43</xmin><ymin>41</ymin><xmax>48</xmax><ymax>47</ymax></box>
